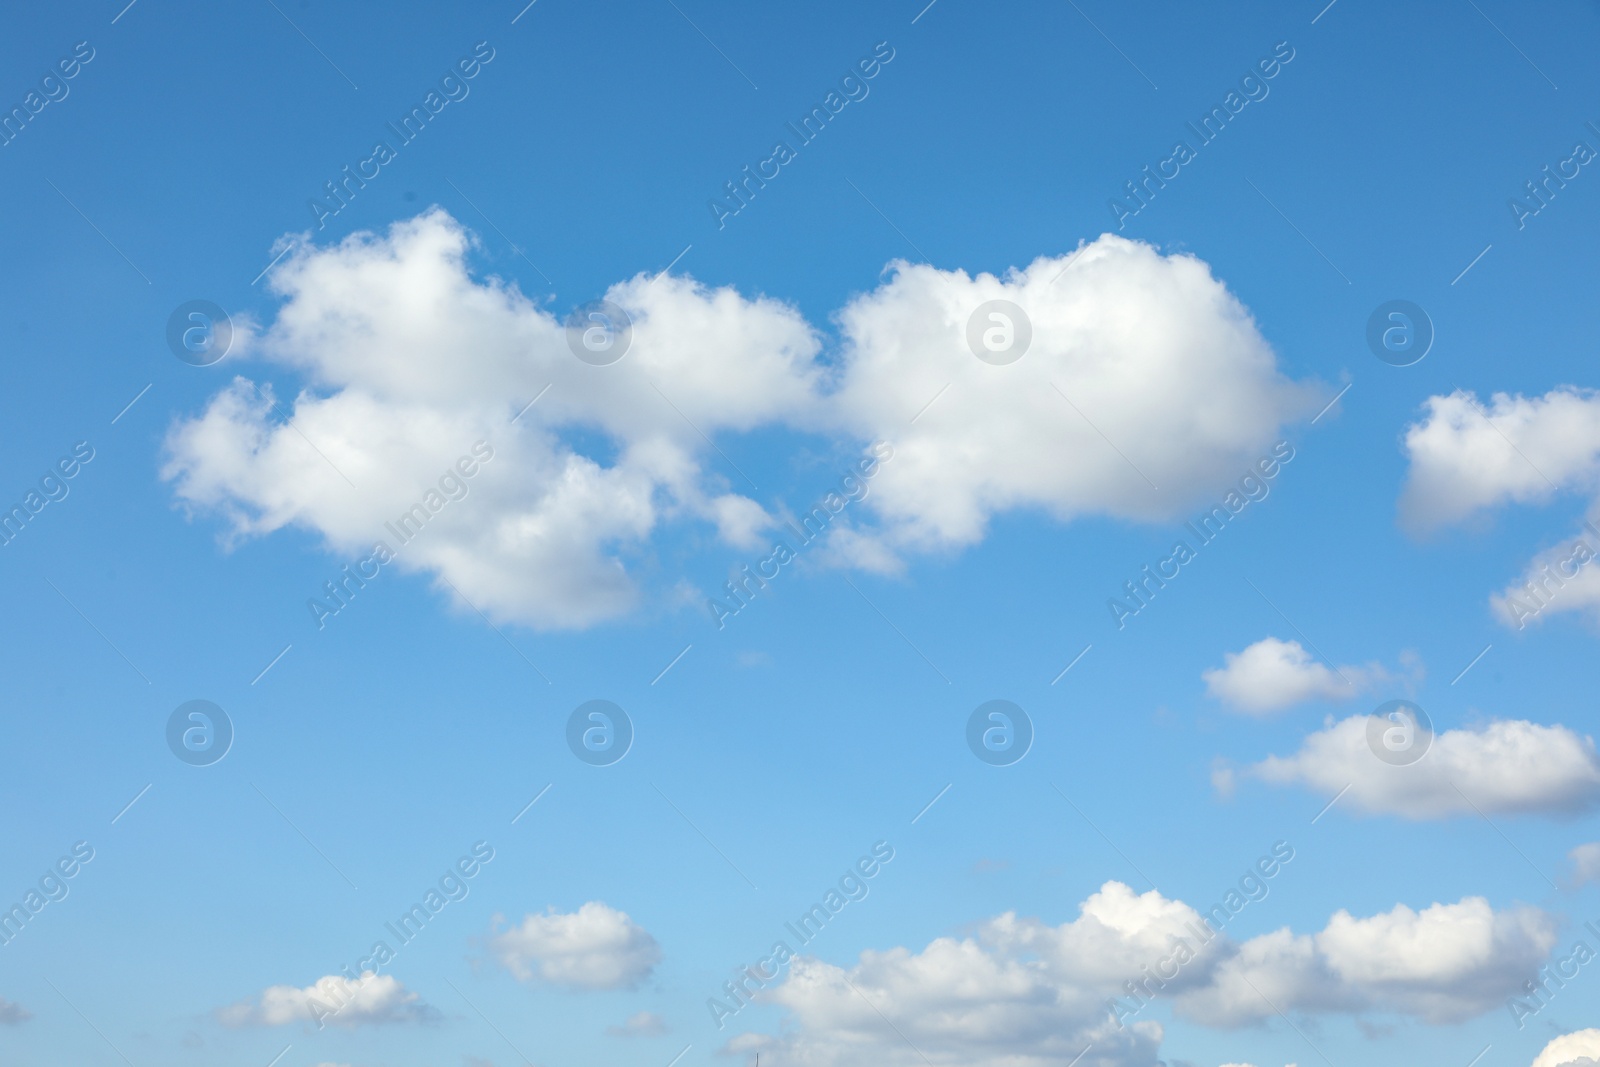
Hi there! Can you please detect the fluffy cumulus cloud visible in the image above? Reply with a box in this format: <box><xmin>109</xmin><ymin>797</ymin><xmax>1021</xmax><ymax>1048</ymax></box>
<box><xmin>1533</xmin><ymin>1030</ymin><xmax>1600</xmax><ymax>1067</ymax></box>
<box><xmin>1400</xmin><ymin>388</ymin><xmax>1600</xmax><ymax>633</ymax></box>
<box><xmin>217</xmin><ymin>972</ymin><xmax>431</xmax><ymax>1028</ymax></box>
<box><xmin>821</xmin><ymin>237</ymin><xmax>1320</xmax><ymax>566</ymax></box>
<box><xmin>727</xmin><ymin>881</ymin><xmax>1551</xmax><ymax>1067</ymax></box>
<box><xmin>1201</xmin><ymin>637</ymin><xmax>1389</xmax><ymax>714</ymax></box>
<box><xmin>164</xmin><ymin>212</ymin><xmax>1320</xmax><ymax>628</ymax></box>
<box><xmin>1245</xmin><ymin>714</ymin><xmax>1600</xmax><ymax>818</ymax></box>
<box><xmin>487</xmin><ymin>902</ymin><xmax>661</xmax><ymax>990</ymax></box>
<box><xmin>1174</xmin><ymin>897</ymin><xmax>1556</xmax><ymax>1026</ymax></box>
<box><xmin>1400</xmin><ymin>388</ymin><xmax>1600</xmax><ymax>533</ymax></box>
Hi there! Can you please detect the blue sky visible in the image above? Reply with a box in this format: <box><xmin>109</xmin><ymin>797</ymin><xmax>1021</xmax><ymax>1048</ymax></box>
<box><xmin>2</xmin><ymin>2</ymin><xmax>1600</xmax><ymax>1067</ymax></box>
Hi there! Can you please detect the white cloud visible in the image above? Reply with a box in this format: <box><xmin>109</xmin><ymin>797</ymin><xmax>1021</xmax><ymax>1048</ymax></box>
<box><xmin>1246</xmin><ymin>714</ymin><xmax>1600</xmax><ymax>818</ymax></box>
<box><xmin>217</xmin><ymin>972</ymin><xmax>431</xmax><ymax>1028</ymax></box>
<box><xmin>488</xmin><ymin>902</ymin><xmax>661</xmax><ymax>990</ymax></box>
<box><xmin>1491</xmin><ymin>529</ymin><xmax>1600</xmax><ymax>630</ymax></box>
<box><xmin>730</xmin><ymin>881</ymin><xmax>1550</xmax><ymax>1067</ymax></box>
<box><xmin>1400</xmin><ymin>388</ymin><xmax>1600</xmax><ymax>534</ymax></box>
<box><xmin>607</xmin><ymin>1010</ymin><xmax>669</xmax><ymax>1037</ymax></box>
<box><xmin>1174</xmin><ymin>897</ymin><xmax>1556</xmax><ymax>1025</ymax></box>
<box><xmin>823</xmin><ymin>237</ymin><xmax>1320</xmax><ymax>566</ymax></box>
<box><xmin>165</xmin><ymin>209</ymin><xmax>820</xmax><ymax>631</ymax></box>
<box><xmin>165</xmin><ymin>214</ymin><xmax>1322</xmax><ymax>628</ymax></box>
<box><xmin>1533</xmin><ymin>1030</ymin><xmax>1600</xmax><ymax>1067</ymax></box>
<box><xmin>1568</xmin><ymin>843</ymin><xmax>1600</xmax><ymax>888</ymax></box>
<box><xmin>0</xmin><ymin>997</ymin><xmax>29</xmax><ymax>1025</ymax></box>
<box><xmin>1202</xmin><ymin>637</ymin><xmax>1384</xmax><ymax>714</ymax></box>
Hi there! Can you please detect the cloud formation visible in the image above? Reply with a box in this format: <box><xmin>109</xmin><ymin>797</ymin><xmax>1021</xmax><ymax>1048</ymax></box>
<box><xmin>1533</xmin><ymin>1030</ymin><xmax>1600</xmax><ymax>1067</ymax></box>
<box><xmin>217</xmin><ymin>972</ymin><xmax>432</xmax><ymax>1028</ymax></box>
<box><xmin>488</xmin><ymin>902</ymin><xmax>661</xmax><ymax>990</ymax></box>
<box><xmin>1246</xmin><ymin>714</ymin><xmax>1600</xmax><ymax>818</ymax></box>
<box><xmin>1400</xmin><ymin>388</ymin><xmax>1600</xmax><ymax>534</ymax></box>
<box><xmin>1201</xmin><ymin>637</ymin><xmax>1384</xmax><ymax>714</ymax></box>
<box><xmin>730</xmin><ymin>881</ymin><xmax>1551</xmax><ymax>1067</ymax></box>
<box><xmin>164</xmin><ymin>211</ymin><xmax>1320</xmax><ymax>629</ymax></box>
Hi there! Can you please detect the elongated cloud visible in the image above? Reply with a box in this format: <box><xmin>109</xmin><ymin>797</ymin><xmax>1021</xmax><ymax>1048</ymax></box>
<box><xmin>217</xmin><ymin>972</ymin><xmax>431</xmax><ymax>1028</ymax></box>
<box><xmin>1202</xmin><ymin>637</ymin><xmax>1384</xmax><ymax>714</ymax></box>
<box><xmin>165</xmin><ymin>211</ymin><xmax>1320</xmax><ymax>628</ymax></box>
<box><xmin>730</xmin><ymin>881</ymin><xmax>1555</xmax><ymax>1067</ymax></box>
<box><xmin>1247</xmin><ymin>714</ymin><xmax>1600</xmax><ymax>818</ymax></box>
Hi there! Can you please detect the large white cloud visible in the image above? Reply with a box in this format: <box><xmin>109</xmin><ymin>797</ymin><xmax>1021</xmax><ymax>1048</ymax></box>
<box><xmin>164</xmin><ymin>212</ymin><xmax>1321</xmax><ymax>628</ymax></box>
<box><xmin>1202</xmin><ymin>637</ymin><xmax>1387</xmax><ymax>714</ymax></box>
<box><xmin>822</xmin><ymin>237</ymin><xmax>1320</xmax><ymax>565</ymax></box>
<box><xmin>487</xmin><ymin>902</ymin><xmax>661</xmax><ymax>990</ymax></box>
<box><xmin>1246</xmin><ymin>714</ymin><xmax>1600</xmax><ymax>818</ymax></box>
<box><xmin>1533</xmin><ymin>1030</ymin><xmax>1600</xmax><ymax>1067</ymax></box>
<box><xmin>730</xmin><ymin>881</ymin><xmax>1552</xmax><ymax>1067</ymax></box>
<box><xmin>216</xmin><ymin>972</ymin><xmax>431</xmax><ymax>1028</ymax></box>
